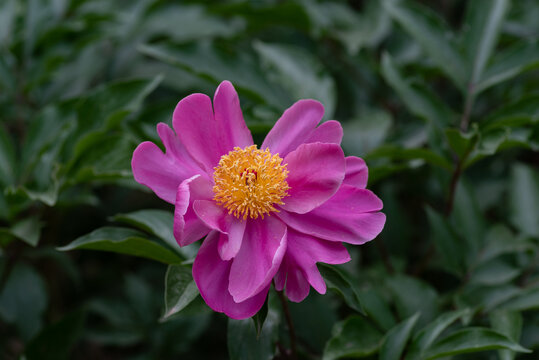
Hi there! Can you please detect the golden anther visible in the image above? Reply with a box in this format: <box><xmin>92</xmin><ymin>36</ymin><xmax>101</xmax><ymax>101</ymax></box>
<box><xmin>212</xmin><ymin>145</ymin><xmax>290</xmax><ymax>220</ymax></box>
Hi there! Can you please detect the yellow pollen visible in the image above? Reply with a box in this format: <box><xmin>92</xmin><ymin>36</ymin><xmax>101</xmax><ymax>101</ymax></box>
<box><xmin>212</xmin><ymin>145</ymin><xmax>290</xmax><ymax>220</ymax></box>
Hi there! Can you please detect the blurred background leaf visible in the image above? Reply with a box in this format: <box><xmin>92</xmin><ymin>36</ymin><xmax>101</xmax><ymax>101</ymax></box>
<box><xmin>0</xmin><ymin>0</ymin><xmax>537</xmax><ymax>359</ymax></box>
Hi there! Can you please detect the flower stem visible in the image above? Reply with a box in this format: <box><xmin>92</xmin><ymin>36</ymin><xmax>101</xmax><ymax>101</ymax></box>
<box><xmin>277</xmin><ymin>290</ymin><xmax>297</xmax><ymax>360</ymax></box>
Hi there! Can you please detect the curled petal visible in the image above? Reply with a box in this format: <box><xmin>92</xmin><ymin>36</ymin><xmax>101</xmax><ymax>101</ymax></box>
<box><xmin>261</xmin><ymin>99</ymin><xmax>324</xmax><ymax>157</ymax></box>
<box><xmin>173</xmin><ymin>176</ymin><xmax>214</xmax><ymax>247</ymax></box>
<box><xmin>276</xmin><ymin>230</ymin><xmax>350</xmax><ymax>302</ymax></box>
<box><xmin>344</xmin><ymin>156</ymin><xmax>368</xmax><ymax>189</ymax></box>
<box><xmin>281</xmin><ymin>143</ymin><xmax>345</xmax><ymax>214</ymax></box>
<box><xmin>193</xmin><ymin>231</ymin><xmax>269</xmax><ymax>319</ymax></box>
<box><xmin>194</xmin><ymin>200</ymin><xmax>246</xmax><ymax>260</ymax></box>
<box><xmin>228</xmin><ymin>216</ymin><xmax>287</xmax><ymax>303</ymax></box>
<box><xmin>278</xmin><ymin>262</ymin><xmax>310</xmax><ymax>303</ymax></box>
<box><xmin>277</xmin><ymin>184</ymin><xmax>385</xmax><ymax>245</ymax></box>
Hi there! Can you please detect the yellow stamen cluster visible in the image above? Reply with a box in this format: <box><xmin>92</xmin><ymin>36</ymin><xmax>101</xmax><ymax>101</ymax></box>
<box><xmin>213</xmin><ymin>145</ymin><xmax>290</xmax><ymax>220</ymax></box>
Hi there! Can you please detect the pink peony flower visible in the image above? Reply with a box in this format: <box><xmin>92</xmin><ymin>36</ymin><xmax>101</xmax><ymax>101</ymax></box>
<box><xmin>132</xmin><ymin>81</ymin><xmax>385</xmax><ymax>319</ymax></box>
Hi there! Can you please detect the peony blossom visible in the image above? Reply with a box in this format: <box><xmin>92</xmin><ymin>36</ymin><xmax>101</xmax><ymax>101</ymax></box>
<box><xmin>132</xmin><ymin>81</ymin><xmax>385</xmax><ymax>319</ymax></box>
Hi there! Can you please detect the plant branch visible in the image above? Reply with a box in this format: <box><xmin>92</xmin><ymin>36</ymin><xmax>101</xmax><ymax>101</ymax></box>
<box><xmin>460</xmin><ymin>84</ymin><xmax>475</xmax><ymax>132</ymax></box>
<box><xmin>445</xmin><ymin>156</ymin><xmax>463</xmax><ymax>216</ymax></box>
<box><xmin>276</xmin><ymin>290</ymin><xmax>297</xmax><ymax>360</ymax></box>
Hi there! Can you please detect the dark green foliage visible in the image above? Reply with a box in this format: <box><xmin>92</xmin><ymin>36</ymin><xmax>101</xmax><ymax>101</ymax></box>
<box><xmin>0</xmin><ymin>0</ymin><xmax>537</xmax><ymax>359</ymax></box>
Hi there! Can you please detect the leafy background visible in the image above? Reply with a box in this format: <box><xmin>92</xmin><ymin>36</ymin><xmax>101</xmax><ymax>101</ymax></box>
<box><xmin>0</xmin><ymin>0</ymin><xmax>538</xmax><ymax>359</ymax></box>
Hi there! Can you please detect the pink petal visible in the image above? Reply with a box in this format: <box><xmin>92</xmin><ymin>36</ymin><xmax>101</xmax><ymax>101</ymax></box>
<box><xmin>173</xmin><ymin>83</ymin><xmax>254</xmax><ymax>173</ymax></box>
<box><xmin>156</xmin><ymin>123</ymin><xmax>206</xmax><ymax>175</ymax></box>
<box><xmin>289</xmin><ymin>229</ymin><xmax>351</xmax><ymax>265</ymax></box>
<box><xmin>274</xmin><ymin>260</ymin><xmax>288</xmax><ymax>292</ymax></box>
<box><xmin>173</xmin><ymin>93</ymin><xmax>221</xmax><ymax>173</ymax></box>
<box><xmin>218</xmin><ymin>219</ymin><xmax>247</xmax><ymax>261</ymax></box>
<box><xmin>277</xmin><ymin>184</ymin><xmax>385</xmax><ymax>245</ymax></box>
<box><xmin>280</xmin><ymin>143</ymin><xmax>345</xmax><ymax>214</ymax></box>
<box><xmin>173</xmin><ymin>176</ymin><xmax>214</xmax><ymax>247</ymax></box>
<box><xmin>228</xmin><ymin>216</ymin><xmax>287</xmax><ymax>303</ymax></box>
<box><xmin>193</xmin><ymin>200</ymin><xmax>246</xmax><ymax>260</ymax></box>
<box><xmin>132</xmin><ymin>123</ymin><xmax>207</xmax><ymax>204</ymax></box>
<box><xmin>131</xmin><ymin>144</ymin><xmax>185</xmax><ymax>204</ymax></box>
<box><xmin>193</xmin><ymin>200</ymin><xmax>228</xmax><ymax>232</ymax></box>
<box><xmin>344</xmin><ymin>156</ymin><xmax>368</xmax><ymax>189</ymax></box>
<box><xmin>279</xmin><ymin>263</ymin><xmax>310</xmax><ymax>302</ymax></box>
<box><xmin>193</xmin><ymin>231</ymin><xmax>269</xmax><ymax>319</ymax></box>
<box><xmin>213</xmin><ymin>81</ymin><xmax>253</xmax><ymax>149</ymax></box>
<box><xmin>277</xmin><ymin>229</ymin><xmax>350</xmax><ymax>302</ymax></box>
<box><xmin>261</xmin><ymin>99</ymin><xmax>324</xmax><ymax>157</ymax></box>
<box><xmin>304</xmin><ymin>120</ymin><xmax>343</xmax><ymax>145</ymax></box>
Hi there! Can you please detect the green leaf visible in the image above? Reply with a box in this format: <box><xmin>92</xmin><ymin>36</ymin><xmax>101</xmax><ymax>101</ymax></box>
<box><xmin>322</xmin><ymin>316</ymin><xmax>383</xmax><ymax>360</ymax></box>
<box><xmin>0</xmin><ymin>216</ymin><xmax>42</xmax><ymax>247</ymax></box>
<box><xmin>124</xmin><ymin>275</ymin><xmax>155</xmax><ymax>325</ymax></box>
<box><xmin>79</xmin><ymin>76</ymin><xmax>162</xmax><ymax>133</ymax></box>
<box><xmin>379</xmin><ymin>313</ymin><xmax>420</xmax><ymax>360</ymax></box>
<box><xmin>480</xmin><ymin>94</ymin><xmax>539</xmax><ymax>131</ymax></box>
<box><xmin>358</xmin><ymin>288</ymin><xmax>396</xmax><ymax>332</ymax></box>
<box><xmin>252</xmin><ymin>300</ymin><xmax>268</xmax><ymax>338</ymax></box>
<box><xmin>289</xmin><ymin>293</ymin><xmax>337</xmax><ymax>352</ymax></box>
<box><xmin>112</xmin><ymin>209</ymin><xmax>196</xmax><ymax>259</ymax></box>
<box><xmin>0</xmin><ymin>264</ymin><xmax>48</xmax><ymax>340</ymax></box>
<box><xmin>253</xmin><ymin>41</ymin><xmax>336</xmax><ymax>118</ymax></box>
<box><xmin>465</xmin><ymin>127</ymin><xmax>510</xmax><ymax>166</ymax></box>
<box><xmin>490</xmin><ymin>310</ymin><xmax>523</xmax><ymax>360</ymax></box>
<box><xmin>307</xmin><ymin>1</ymin><xmax>390</xmax><ymax>55</ymax></box>
<box><xmin>213</xmin><ymin>1</ymin><xmax>310</xmax><ymax>33</ymax></box>
<box><xmin>25</xmin><ymin>308</ymin><xmax>86</xmax><ymax>360</ymax></box>
<box><xmin>477</xmin><ymin>40</ymin><xmax>539</xmax><ymax>93</ymax></box>
<box><xmin>451</xmin><ymin>180</ymin><xmax>485</xmax><ymax>261</ymax></box>
<box><xmin>6</xmin><ymin>181</ymin><xmax>60</xmax><ymax>207</ymax></box>
<box><xmin>319</xmin><ymin>264</ymin><xmax>364</xmax><ymax>314</ymax></box>
<box><xmin>0</xmin><ymin>123</ymin><xmax>16</xmax><ymax>187</ymax></box>
<box><xmin>61</xmin><ymin>76</ymin><xmax>162</xmax><ymax>158</ymax></box>
<box><xmin>367</xmin><ymin>145</ymin><xmax>452</xmax><ymax>170</ymax></box>
<box><xmin>381</xmin><ymin>53</ymin><xmax>456</xmax><ymax>127</ymax></box>
<box><xmin>227</xmin><ymin>292</ymin><xmax>279</xmax><ymax>360</ymax></box>
<box><xmin>470</xmin><ymin>258</ymin><xmax>521</xmax><ymax>286</ymax></box>
<box><xmin>383</xmin><ymin>0</ymin><xmax>466</xmax><ymax>88</ymax></box>
<box><xmin>138</xmin><ymin>42</ymin><xmax>290</xmax><ymax>110</ymax></box>
<box><xmin>64</xmin><ymin>131</ymin><xmax>136</xmax><ymax>183</ymax></box>
<box><xmin>0</xmin><ymin>0</ymin><xmax>16</xmax><ymax>47</ymax></box>
<box><xmin>21</xmin><ymin>101</ymin><xmax>76</xmax><ymax>174</ymax></box>
<box><xmin>501</xmin><ymin>287</ymin><xmax>539</xmax><ymax>312</ymax></box>
<box><xmin>407</xmin><ymin>309</ymin><xmax>470</xmax><ymax>359</ymax></box>
<box><xmin>161</xmin><ymin>265</ymin><xmax>199</xmax><ymax>321</ymax></box>
<box><xmin>509</xmin><ymin>163</ymin><xmax>539</xmax><ymax>237</ymax></box>
<box><xmin>445</xmin><ymin>128</ymin><xmax>477</xmax><ymax>159</ymax></box>
<box><xmin>58</xmin><ymin>227</ymin><xmax>183</xmax><ymax>264</ymax></box>
<box><xmin>342</xmin><ymin>109</ymin><xmax>392</xmax><ymax>155</ymax></box>
<box><xmin>477</xmin><ymin>225</ymin><xmax>534</xmax><ymax>265</ymax></box>
<box><xmin>458</xmin><ymin>284</ymin><xmax>523</xmax><ymax>312</ymax></box>
<box><xmin>423</xmin><ymin>327</ymin><xmax>531</xmax><ymax>359</ymax></box>
<box><xmin>141</xmin><ymin>4</ymin><xmax>244</xmax><ymax>43</ymax></box>
<box><xmin>9</xmin><ymin>216</ymin><xmax>42</xmax><ymax>247</ymax></box>
<box><xmin>386</xmin><ymin>274</ymin><xmax>439</xmax><ymax>327</ymax></box>
<box><xmin>425</xmin><ymin>207</ymin><xmax>465</xmax><ymax>276</ymax></box>
<box><xmin>462</xmin><ymin>0</ymin><xmax>509</xmax><ymax>87</ymax></box>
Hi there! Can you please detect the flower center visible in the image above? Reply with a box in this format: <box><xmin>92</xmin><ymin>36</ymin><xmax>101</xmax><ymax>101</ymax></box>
<box><xmin>212</xmin><ymin>145</ymin><xmax>290</xmax><ymax>220</ymax></box>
